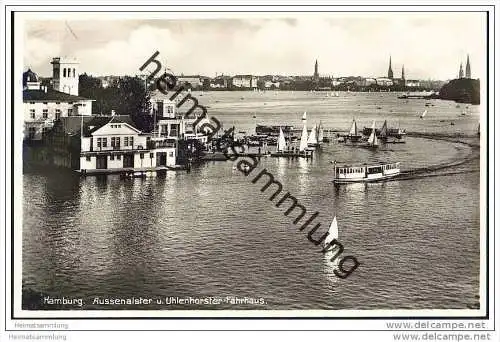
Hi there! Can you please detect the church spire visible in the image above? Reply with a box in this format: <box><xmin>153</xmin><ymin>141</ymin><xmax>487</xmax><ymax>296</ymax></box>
<box><xmin>459</xmin><ymin>62</ymin><xmax>464</xmax><ymax>79</ymax></box>
<box><xmin>387</xmin><ymin>56</ymin><xmax>394</xmax><ymax>79</ymax></box>
<box><xmin>401</xmin><ymin>65</ymin><xmax>405</xmax><ymax>81</ymax></box>
<box><xmin>314</xmin><ymin>59</ymin><xmax>319</xmax><ymax>79</ymax></box>
<box><xmin>465</xmin><ymin>54</ymin><xmax>471</xmax><ymax>78</ymax></box>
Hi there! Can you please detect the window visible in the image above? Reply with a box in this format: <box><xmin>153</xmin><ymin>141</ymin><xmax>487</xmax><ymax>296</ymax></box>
<box><xmin>42</xmin><ymin>127</ymin><xmax>49</xmax><ymax>137</ymax></box>
<box><xmin>86</xmin><ymin>155</ymin><xmax>91</xmax><ymax>161</ymax></box>
<box><xmin>169</xmin><ymin>152</ymin><xmax>174</xmax><ymax>157</ymax></box>
<box><xmin>56</xmin><ymin>102</ymin><xmax>60</xmax><ymax>104</ymax></box>
<box><xmin>68</xmin><ymin>108</ymin><xmax>72</xmax><ymax>116</ymax></box>
<box><xmin>110</xmin><ymin>155</ymin><xmax>114</xmax><ymax>160</ymax></box>
<box><xmin>29</xmin><ymin>102</ymin><xmax>35</xmax><ymax>104</ymax></box>
<box><xmin>73</xmin><ymin>68</ymin><xmax>76</xmax><ymax>77</ymax></box>
<box><xmin>140</xmin><ymin>153</ymin><xmax>144</xmax><ymax>159</ymax></box>
<box><xmin>117</xmin><ymin>155</ymin><xmax>121</xmax><ymax>160</ymax></box>
<box><xmin>124</xmin><ymin>137</ymin><xmax>129</xmax><ymax>146</ymax></box>
<box><xmin>29</xmin><ymin>109</ymin><xmax>35</xmax><ymax>119</ymax></box>
<box><xmin>63</xmin><ymin>68</ymin><xmax>66</xmax><ymax>77</ymax></box>
<box><xmin>42</xmin><ymin>109</ymin><xmax>48</xmax><ymax>119</ymax></box>
<box><xmin>129</xmin><ymin>137</ymin><xmax>134</xmax><ymax>147</ymax></box>
<box><xmin>150</xmin><ymin>153</ymin><xmax>154</xmax><ymax>159</ymax></box>
<box><xmin>55</xmin><ymin>109</ymin><xmax>61</xmax><ymax>120</ymax></box>
<box><xmin>115</xmin><ymin>137</ymin><xmax>120</xmax><ymax>148</ymax></box>
<box><xmin>111</xmin><ymin>137</ymin><xmax>115</xmax><ymax>147</ymax></box>
<box><xmin>102</xmin><ymin>138</ymin><xmax>107</xmax><ymax>147</ymax></box>
<box><xmin>28</xmin><ymin>127</ymin><xmax>36</xmax><ymax>139</ymax></box>
<box><xmin>97</xmin><ymin>138</ymin><xmax>101</xmax><ymax>148</ymax></box>
<box><xmin>43</xmin><ymin>102</ymin><xmax>48</xmax><ymax>105</ymax></box>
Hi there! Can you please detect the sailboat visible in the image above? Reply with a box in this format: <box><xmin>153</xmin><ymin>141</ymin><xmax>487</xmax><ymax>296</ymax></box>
<box><xmin>302</xmin><ymin>111</ymin><xmax>307</xmax><ymax>121</ymax></box>
<box><xmin>276</xmin><ymin>127</ymin><xmax>287</xmax><ymax>153</ymax></box>
<box><xmin>307</xmin><ymin>124</ymin><xmax>319</xmax><ymax>148</ymax></box>
<box><xmin>318</xmin><ymin>122</ymin><xmax>325</xmax><ymax>143</ymax></box>
<box><xmin>379</xmin><ymin>120</ymin><xmax>388</xmax><ymax>142</ymax></box>
<box><xmin>420</xmin><ymin>109</ymin><xmax>427</xmax><ymax>119</ymax></box>
<box><xmin>365</xmin><ymin>120</ymin><xmax>379</xmax><ymax>148</ymax></box>
<box><xmin>299</xmin><ymin>122</ymin><xmax>309</xmax><ymax>153</ymax></box>
<box><xmin>323</xmin><ymin>216</ymin><xmax>340</xmax><ymax>266</ymax></box>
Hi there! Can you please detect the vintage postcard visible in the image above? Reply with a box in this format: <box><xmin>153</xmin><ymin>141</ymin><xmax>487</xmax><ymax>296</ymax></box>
<box><xmin>2</xmin><ymin>3</ymin><xmax>496</xmax><ymax>337</ymax></box>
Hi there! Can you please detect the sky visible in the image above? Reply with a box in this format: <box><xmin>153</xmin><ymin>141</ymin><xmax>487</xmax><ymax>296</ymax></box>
<box><xmin>22</xmin><ymin>12</ymin><xmax>487</xmax><ymax>80</ymax></box>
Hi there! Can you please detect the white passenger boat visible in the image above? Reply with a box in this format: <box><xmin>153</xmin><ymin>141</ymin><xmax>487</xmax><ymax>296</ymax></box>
<box><xmin>332</xmin><ymin>161</ymin><xmax>401</xmax><ymax>183</ymax></box>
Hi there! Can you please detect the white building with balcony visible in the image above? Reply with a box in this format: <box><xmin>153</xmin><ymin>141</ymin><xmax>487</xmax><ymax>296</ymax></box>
<box><xmin>79</xmin><ymin>116</ymin><xmax>176</xmax><ymax>172</ymax></box>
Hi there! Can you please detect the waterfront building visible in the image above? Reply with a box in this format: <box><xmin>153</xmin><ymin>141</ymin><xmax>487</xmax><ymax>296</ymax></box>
<box><xmin>363</xmin><ymin>78</ymin><xmax>377</xmax><ymax>86</ymax></box>
<box><xmin>465</xmin><ymin>54</ymin><xmax>471</xmax><ymax>78</ymax></box>
<box><xmin>149</xmin><ymin>89</ymin><xmax>208</xmax><ymax>147</ymax></box>
<box><xmin>375</xmin><ymin>77</ymin><xmax>394</xmax><ymax>86</ymax></box>
<box><xmin>387</xmin><ymin>56</ymin><xmax>394</xmax><ymax>79</ymax></box>
<box><xmin>79</xmin><ymin>115</ymin><xmax>177</xmax><ymax>172</ymax></box>
<box><xmin>177</xmin><ymin>75</ymin><xmax>208</xmax><ymax>89</ymax></box>
<box><xmin>405</xmin><ymin>79</ymin><xmax>421</xmax><ymax>88</ymax></box>
<box><xmin>210</xmin><ymin>75</ymin><xmax>232</xmax><ymax>89</ymax></box>
<box><xmin>23</xmin><ymin>59</ymin><xmax>93</xmax><ymax>141</ymax></box>
<box><xmin>232</xmin><ymin>75</ymin><xmax>258</xmax><ymax>88</ymax></box>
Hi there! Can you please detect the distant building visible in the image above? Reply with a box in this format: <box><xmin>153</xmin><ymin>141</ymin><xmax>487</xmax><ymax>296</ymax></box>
<box><xmin>405</xmin><ymin>79</ymin><xmax>421</xmax><ymax>88</ymax></box>
<box><xmin>459</xmin><ymin>63</ymin><xmax>464</xmax><ymax>79</ymax></box>
<box><xmin>210</xmin><ymin>75</ymin><xmax>231</xmax><ymax>89</ymax></box>
<box><xmin>376</xmin><ymin>77</ymin><xmax>394</xmax><ymax>86</ymax></box>
<box><xmin>401</xmin><ymin>65</ymin><xmax>405</xmax><ymax>83</ymax></box>
<box><xmin>465</xmin><ymin>54</ymin><xmax>471</xmax><ymax>79</ymax></box>
<box><xmin>387</xmin><ymin>56</ymin><xmax>394</xmax><ymax>79</ymax></box>
<box><xmin>363</xmin><ymin>78</ymin><xmax>377</xmax><ymax>86</ymax></box>
<box><xmin>177</xmin><ymin>75</ymin><xmax>206</xmax><ymax>89</ymax></box>
<box><xmin>232</xmin><ymin>75</ymin><xmax>258</xmax><ymax>88</ymax></box>
<box><xmin>23</xmin><ymin>61</ymin><xmax>93</xmax><ymax>141</ymax></box>
<box><xmin>313</xmin><ymin>59</ymin><xmax>319</xmax><ymax>79</ymax></box>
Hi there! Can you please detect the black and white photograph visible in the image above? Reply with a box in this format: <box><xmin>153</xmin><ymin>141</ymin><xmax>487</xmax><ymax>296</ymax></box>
<box><xmin>2</xmin><ymin>2</ymin><xmax>497</xmax><ymax>340</ymax></box>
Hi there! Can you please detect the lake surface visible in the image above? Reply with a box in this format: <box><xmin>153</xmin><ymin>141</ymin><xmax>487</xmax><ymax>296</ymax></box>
<box><xmin>22</xmin><ymin>91</ymin><xmax>481</xmax><ymax>311</ymax></box>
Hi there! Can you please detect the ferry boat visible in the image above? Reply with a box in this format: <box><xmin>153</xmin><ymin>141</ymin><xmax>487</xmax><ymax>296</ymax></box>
<box><xmin>332</xmin><ymin>161</ymin><xmax>401</xmax><ymax>183</ymax></box>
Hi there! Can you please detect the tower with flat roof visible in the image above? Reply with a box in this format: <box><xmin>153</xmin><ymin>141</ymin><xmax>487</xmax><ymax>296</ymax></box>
<box><xmin>51</xmin><ymin>57</ymin><xmax>79</xmax><ymax>96</ymax></box>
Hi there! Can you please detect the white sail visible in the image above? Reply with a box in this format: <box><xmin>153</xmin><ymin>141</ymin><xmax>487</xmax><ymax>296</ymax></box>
<box><xmin>302</xmin><ymin>111</ymin><xmax>307</xmax><ymax>121</ymax></box>
<box><xmin>299</xmin><ymin>123</ymin><xmax>309</xmax><ymax>152</ymax></box>
<box><xmin>307</xmin><ymin>124</ymin><xmax>318</xmax><ymax>145</ymax></box>
<box><xmin>368</xmin><ymin>120</ymin><xmax>378</xmax><ymax>146</ymax></box>
<box><xmin>277</xmin><ymin>127</ymin><xmax>287</xmax><ymax>152</ymax></box>
<box><xmin>324</xmin><ymin>216</ymin><xmax>339</xmax><ymax>247</ymax></box>
<box><xmin>420</xmin><ymin>109</ymin><xmax>427</xmax><ymax>118</ymax></box>
<box><xmin>349</xmin><ymin>119</ymin><xmax>358</xmax><ymax>136</ymax></box>
<box><xmin>318</xmin><ymin>123</ymin><xmax>324</xmax><ymax>142</ymax></box>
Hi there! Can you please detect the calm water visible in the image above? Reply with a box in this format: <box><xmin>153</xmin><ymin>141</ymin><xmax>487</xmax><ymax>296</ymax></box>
<box><xmin>22</xmin><ymin>92</ymin><xmax>481</xmax><ymax>311</ymax></box>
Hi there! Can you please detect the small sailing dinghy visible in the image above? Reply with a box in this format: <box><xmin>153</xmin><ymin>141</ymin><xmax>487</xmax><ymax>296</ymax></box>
<box><xmin>318</xmin><ymin>122</ymin><xmax>325</xmax><ymax>143</ymax></box>
<box><xmin>307</xmin><ymin>124</ymin><xmax>319</xmax><ymax>148</ymax></box>
<box><xmin>363</xmin><ymin>120</ymin><xmax>379</xmax><ymax>148</ymax></box>
<box><xmin>323</xmin><ymin>216</ymin><xmax>340</xmax><ymax>265</ymax></box>
<box><xmin>420</xmin><ymin>109</ymin><xmax>427</xmax><ymax>119</ymax></box>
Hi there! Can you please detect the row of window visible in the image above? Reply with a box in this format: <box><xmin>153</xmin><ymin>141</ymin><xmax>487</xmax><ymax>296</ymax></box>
<box><xmin>29</xmin><ymin>108</ymin><xmax>70</xmax><ymax>119</ymax></box>
<box><xmin>28</xmin><ymin>102</ymin><xmax>74</xmax><ymax>105</ymax></box>
<box><xmin>338</xmin><ymin>167</ymin><xmax>365</xmax><ymax>174</ymax></box>
<box><xmin>85</xmin><ymin>152</ymin><xmax>174</xmax><ymax>161</ymax></box>
<box><xmin>62</xmin><ymin>68</ymin><xmax>76</xmax><ymax>78</ymax></box>
<box><xmin>27</xmin><ymin>127</ymin><xmax>49</xmax><ymax>139</ymax></box>
<box><xmin>96</xmin><ymin>136</ymin><xmax>135</xmax><ymax>148</ymax></box>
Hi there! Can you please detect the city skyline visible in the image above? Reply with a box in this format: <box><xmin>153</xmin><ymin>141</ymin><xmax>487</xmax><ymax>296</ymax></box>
<box><xmin>23</xmin><ymin>13</ymin><xmax>485</xmax><ymax>80</ymax></box>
